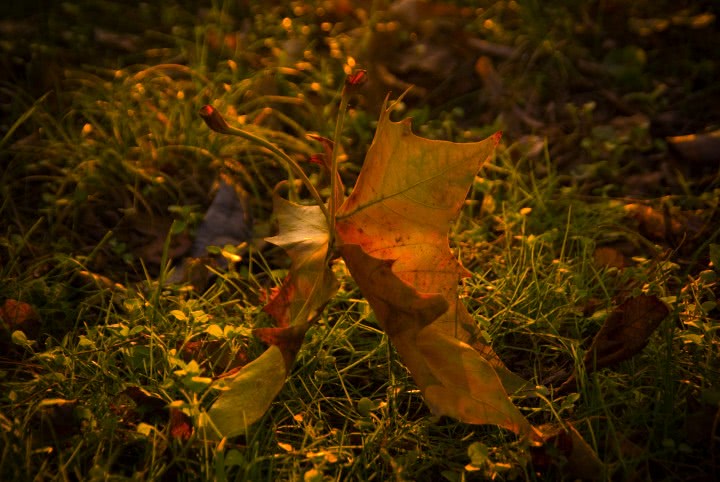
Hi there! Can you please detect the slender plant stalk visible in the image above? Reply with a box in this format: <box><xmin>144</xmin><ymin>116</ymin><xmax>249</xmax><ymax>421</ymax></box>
<box><xmin>327</xmin><ymin>69</ymin><xmax>365</xmax><ymax>248</ymax></box>
<box><xmin>328</xmin><ymin>89</ymin><xmax>349</xmax><ymax>248</ymax></box>
<box><xmin>199</xmin><ymin>105</ymin><xmax>329</xmax><ymax>221</ymax></box>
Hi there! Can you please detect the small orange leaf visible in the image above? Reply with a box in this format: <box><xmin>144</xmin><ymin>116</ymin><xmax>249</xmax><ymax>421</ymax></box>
<box><xmin>169</xmin><ymin>408</ymin><xmax>193</xmax><ymax>441</ymax></box>
<box><xmin>0</xmin><ymin>299</ymin><xmax>38</xmax><ymax>327</ymax></box>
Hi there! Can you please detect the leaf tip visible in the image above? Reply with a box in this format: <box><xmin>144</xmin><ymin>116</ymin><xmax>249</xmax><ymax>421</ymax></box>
<box><xmin>382</xmin><ymin>87</ymin><xmax>413</xmax><ymax>116</ymax></box>
<box><xmin>491</xmin><ymin>131</ymin><xmax>503</xmax><ymax>145</ymax></box>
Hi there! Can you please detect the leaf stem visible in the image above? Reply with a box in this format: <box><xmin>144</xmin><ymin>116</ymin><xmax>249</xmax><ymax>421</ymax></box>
<box><xmin>328</xmin><ymin>89</ymin><xmax>349</xmax><ymax>247</ymax></box>
<box><xmin>199</xmin><ymin>105</ymin><xmax>329</xmax><ymax>221</ymax></box>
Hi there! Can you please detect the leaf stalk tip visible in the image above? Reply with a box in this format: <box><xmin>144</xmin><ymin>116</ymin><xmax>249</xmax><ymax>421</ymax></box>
<box><xmin>199</xmin><ymin>105</ymin><xmax>231</xmax><ymax>134</ymax></box>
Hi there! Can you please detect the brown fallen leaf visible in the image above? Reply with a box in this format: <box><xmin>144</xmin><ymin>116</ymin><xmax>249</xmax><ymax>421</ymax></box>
<box><xmin>558</xmin><ymin>295</ymin><xmax>669</xmax><ymax>393</ymax></box>
<box><xmin>593</xmin><ymin>246</ymin><xmax>627</xmax><ymax>270</ymax></box>
<box><xmin>532</xmin><ymin>421</ymin><xmax>605</xmax><ymax>480</ymax></box>
<box><xmin>0</xmin><ymin>299</ymin><xmax>41</xmax><ymax>354</ymax></box>
<box><xmin>203</xmin><ymin>95</ymin><xmax>538</xmax><ymax>440</ymax></box>
<box><xmin>0</xmin><ymin>298</ymin><xmax>38</xmax><ymax>330</ymax></box>
<box><xmin>178</xmin><ymin>338</ymin><xmax>248</xmax><ymax>377</ymax></box>
<box><xmin>624</xmin><ymin>202</ymin><xmax>704</xmax><ymax>243</ymax></box>
<box><xmin>667</xmin><ymin>129</ymin><xmax>720</xmax><ymax>164</ymax></box>
<box><xmin>169</xmin><ymin>408</ymin><xmax>193</xmax><ymax>441</ymax></box>
<box><xmin>586</xmin><ymin>294</ymin><xmax>669</xmax><ymax>366</ymax></box>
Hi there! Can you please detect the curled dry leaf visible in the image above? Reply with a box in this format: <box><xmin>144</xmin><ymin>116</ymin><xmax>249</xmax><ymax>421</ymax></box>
<box><xmin>262</xmin><ymin>196</ymin><xmax>338</xmax><ymax>329</ymax></box>
<box><xmin>208</xmin><ymin>195</ymin><xmax>336</xmax><ymax>437</ymax></box>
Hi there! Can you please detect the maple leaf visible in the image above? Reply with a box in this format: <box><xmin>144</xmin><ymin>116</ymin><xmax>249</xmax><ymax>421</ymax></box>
<box><xmin>336</xmin><ymin>98</ymin><xmax>500</xmax><ymax>347</ymax></box>
<box><xmin>262</xmin><ymin>195</ymin><xmax>338</xmax><ymax>331</ymax></box>
<box><xmin>200</xmin><ymin>97</ymin><xmax>539</xmax><ymax>441</ymax></box>
<box><xmin>336</xmin><ymin>98</ymin><xmax>538</xmax><ymax>439</ymax></box>
<box><xmin>208</xmin><ymin>195</ymin><xmax>337</xmax><ymax>437</ymax></box>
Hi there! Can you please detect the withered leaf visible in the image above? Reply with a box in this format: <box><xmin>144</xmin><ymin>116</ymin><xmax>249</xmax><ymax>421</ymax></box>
<box><xmin>178</xmin><ymin>338</ymin><xmax>248</xmax><ymax>377</ymax></box>
<box><xmin>262</xmin><ymin>196</ymin><xmax>337</xmax><ymax>328</ymax></box>
<box><xmin>558</xmin><ymin>295</ymin><xmax>669</xmax><ymax>393</ymax></box>
<box><xmin>624</xmin><ymin>203</ymin><xmax>704</xmax><ymax>243</ymax></box>
<box><xmin>336</xmin><ymin>97</ymin><xmax>537</xmax><ymax>439</ymax></box>
<box><xmin>169</xmin><ymin>408</ymin><xmax>193</xmax><ymax>441</ymax></box>
<box><xmin>532</xmin><ymin>421</ymin><xmax>604</xmax><ymax>480</ymax></box>
<box><xmin>207</xmin><ymin>194</ymin><xmax>336</xmax><ymax>437</ymax></box>
<box><xmin>593</xmin><ymin>246</ymin><xmax>627</xmax><ymax>270</ymax></box>
<box><xmin>586</xmin><ymin>294</ymin><xmax>669</xmax><ymax>368</ymax></box>
<box><xmin>0</xmin><ymin>299</ymin><xmax>40</xmax><ymax>337</ymax></box>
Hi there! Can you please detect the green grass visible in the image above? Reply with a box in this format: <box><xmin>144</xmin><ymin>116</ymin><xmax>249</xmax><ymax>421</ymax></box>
<box><xmin>2</xmin><ymin>1</ymin><xmax>719</xmax><ymax>480</ymax></box>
